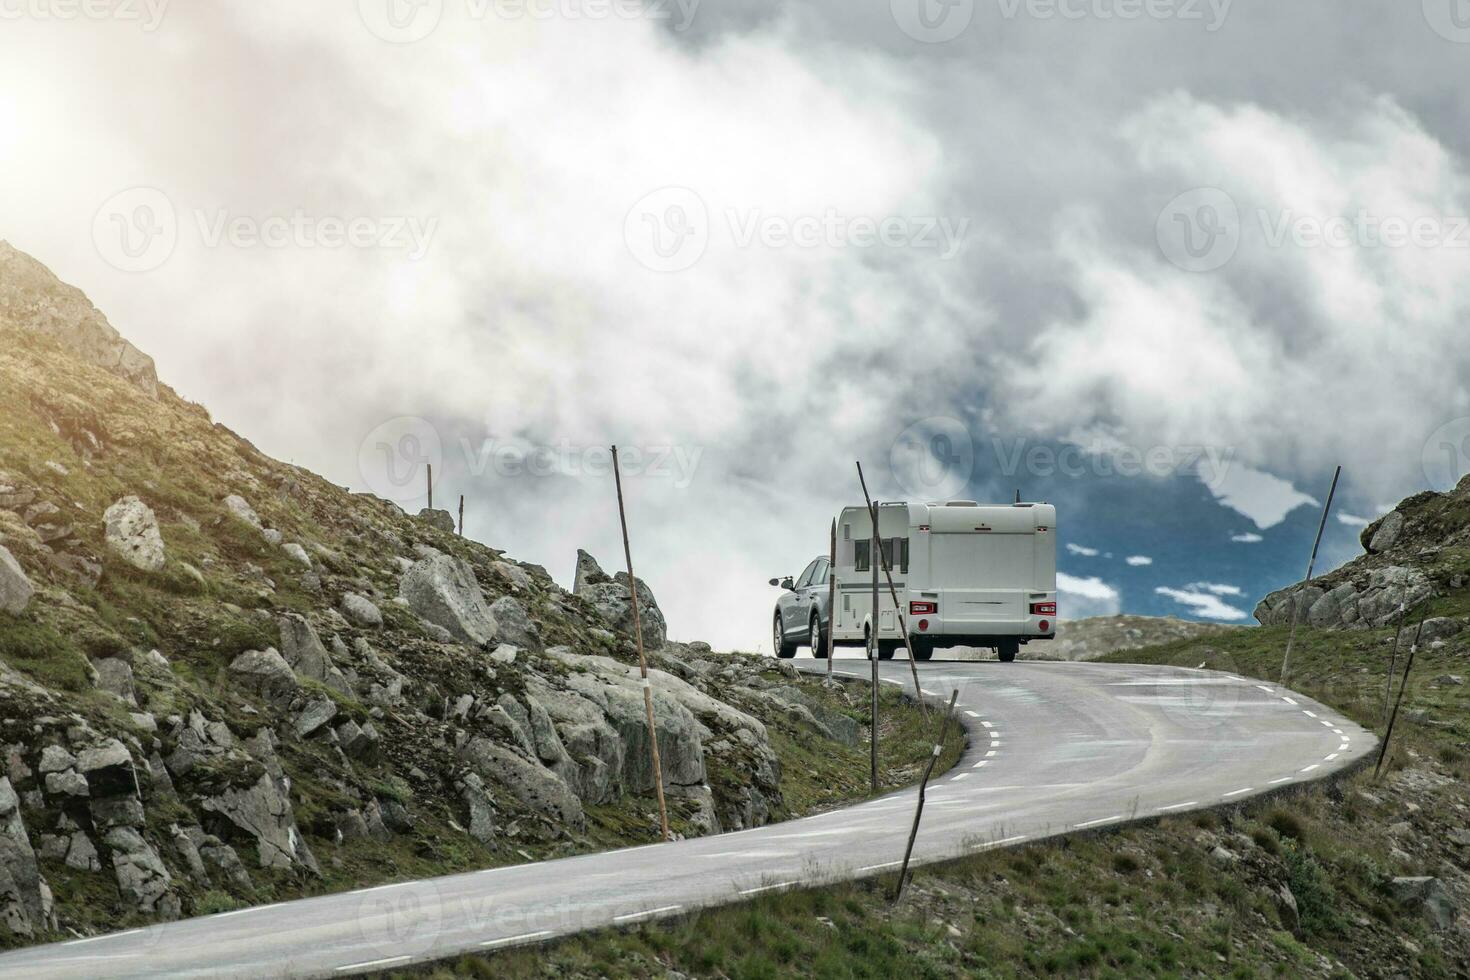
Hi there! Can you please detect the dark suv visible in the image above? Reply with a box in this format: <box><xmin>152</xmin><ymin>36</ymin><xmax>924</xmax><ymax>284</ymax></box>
<box><xmin>769</xmin><ymin>556</ymin><xmax>832</xmax><ymax>659</ymax></box>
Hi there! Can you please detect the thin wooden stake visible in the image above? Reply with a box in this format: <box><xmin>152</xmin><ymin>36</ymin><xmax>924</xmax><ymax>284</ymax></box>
<box><xmin>612</xmin><ymin>445</ymin><xmax>670</xmax><ymax>842</ymax></box>
<box><xmin>1382</xmin><ymin>566</ymin><xmax>1411</xmax><ymax>728</ymax></box>
<box><xmin>1375</xmin><ymin>601</ymin><xmax>1430</xmax><ymax>780</ymax></box>
<box><xmin>856</xmin><ymin>462</ymin><xmax>927</xmax><ymax>718</ymax></box>
<box><xmin>870</xmin><ymin>498</ymin><xmax>879</xmax><ymax>794</ymax></box>
<box><xmin>893</xmin><ymin>690</ymin><xmax>958</xmax><ymax>904</ymax></box>
<box><xmin>1281</xmin><ymin>465</ymin><xmax>1341</xmax><ymax>686</ymax></box>
<box><xmin>457</xmin><ymin>494</ymin><xmax>465</xmax><ymax>536</ymax></box>
<box><xmin>826</xmin><ymin>518</ymin><xmax>837</xmax><ymax>680</ymax></box>
<box><xmin>426</xmin><ymin>463</ymin><xmax>434</xmax><ymax>511</ymax></box>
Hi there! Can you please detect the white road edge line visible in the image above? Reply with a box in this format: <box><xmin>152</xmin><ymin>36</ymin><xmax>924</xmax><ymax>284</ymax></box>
<box><xmin>740</xmin><ymin>882</ymin><xmax>796</xmax><ymax>896</ymax></box>
<box><xmin>481</xmin><ymin>931</ymin><xmax>552</xmax><ymax>949</ymax></box>
<box><xmin>1156</xmin><ymin>801</ymin><xmax>1198</xmax><ymax>812</ymax></box>
<box><xmin>1222</xmin><ymin>787</ymin><xmax>1253</xmax><ymax>798</ymax></box>
<box><xmin>1076</xmin><ymin>815</ymin><xmax>1121</xmax><ymax>828</ymax></box>
<box><xmin>63</xmin><ymin>929</ymin><xmax>143</xmax><ymax>946</ymax></box>
<box><xmin>336</xmin><ymin>955</ymin><xmax>410</xmax><ymax>972</ymax></box>
<box><xmin>1269</xmin><ymin>776</ymin><xmax>1293</xmax><ymax>784</ymax></box>
<box><xmin>1300</xmin><ymin>764</ymin><xmax>1319</xmax><ymax>773</ymax></box>
<box><xmin>614</xmin><ymin>905</ymin><xmax>682</xmax><ymax>923</ymax></box>
<box><xmin>951</xmin><ymin>773</ymin><xmax>970</xmax><ymax>781</ymax></box>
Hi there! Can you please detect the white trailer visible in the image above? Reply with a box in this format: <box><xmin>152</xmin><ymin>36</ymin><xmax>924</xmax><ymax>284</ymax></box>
<box><xmin>830</xmin><ymin>500</ymin><xmax>1058</xmax><ymax>661</ymax></box>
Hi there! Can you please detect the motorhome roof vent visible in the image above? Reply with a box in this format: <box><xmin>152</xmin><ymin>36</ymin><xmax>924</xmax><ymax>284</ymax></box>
<box><xmin>945</xmin><ymin>500</ymin><xmax>979</xmax><ymax>507</ymax></box>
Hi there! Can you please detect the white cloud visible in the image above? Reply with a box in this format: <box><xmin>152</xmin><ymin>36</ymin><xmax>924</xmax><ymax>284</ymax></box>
<box><xmin>1125</xmin><ymin>555</ymin><xmax>1153</xmax><ymax>566</ymax></box>
<box><xmin>1066</xmin><ymin>543</ymin><xmax>1100</xmax><ymax>557</ymax></box>
<box><xmin>1231</xmin><ymin>532</ymin><xmax>1264</xmax><ymax>543</ymax></box>
<box><xmin>1058</xmin><ymin>572</ymin><xmax>1122</xmax><ymax>619</ymax></box>
<box><xmin>1155</xmin><ymin>586</ymin><xmax>1249</xmax><ymax>621</ymax></box>
<box><xmin>1337</xmin><ymin>513</ymin><xmax>1370</xmax><ymax>527</ymax></box>
<box><xmin>1197</xmin><ymin>463</ymin><xmax>1318</xmax><ymax>530</ymax></box>
<box><xmin>1186</xmin><ymin>581</ymin><xmax>1245</xmax><ymax>597</ymax></box>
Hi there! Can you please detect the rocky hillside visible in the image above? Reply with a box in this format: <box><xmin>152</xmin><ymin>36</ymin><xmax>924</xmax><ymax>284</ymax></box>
<box><xmin>1255</xmin><ymin>475</ymin><xmax>1470</xmax><ymax>644</ymax></box>
<box><xmin>0</xmin><ymin>247</ymin><xmax>899</xmax><ymax>945</ymax></box>
<box><xmin>1039</xmin><ymin>615</ymin><xmax>1243</xmax><ymax>661</ymax></box>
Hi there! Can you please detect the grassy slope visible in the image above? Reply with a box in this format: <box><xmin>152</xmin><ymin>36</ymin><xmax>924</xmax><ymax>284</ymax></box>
<box><xmin>405</xmin><ymin>609</ymin><xmax>1470</xmax><ymax>979</ymax></box>
<box><xmin>0</xmin><ymin>328</ymin><xmax>956</xmax><ymax>945</ymax></box>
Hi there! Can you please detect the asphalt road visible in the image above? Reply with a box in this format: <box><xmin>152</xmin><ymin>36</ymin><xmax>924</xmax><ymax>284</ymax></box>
<box><xmin>0</xmin><ymin>659</ymin><xmax>1375</xmax><ymax>978</ymax></box>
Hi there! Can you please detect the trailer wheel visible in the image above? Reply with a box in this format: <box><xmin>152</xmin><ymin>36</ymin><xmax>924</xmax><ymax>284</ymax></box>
<box><xmin>911</xmin><ymin>641</ymin><xmax>934</xmax><ymax>661</ymax></box>
<box><xmin>774</xmin><ymin>613</ymin><xmax>797</xmax><ymax>659</ymax></box>
<box><xmin>877</xmin><ymin>641</ymin><xmax>898</xmax><ymax>660</ymax></box>
<box><xmin>809</xmin><ymin>615</ymin><xmax>828</xmax><ymax>659</ymax></box>
<box><xmin>998</xmin><ymin>640</ymin><xmax>1019</xmax><ymax>663</ymax></box>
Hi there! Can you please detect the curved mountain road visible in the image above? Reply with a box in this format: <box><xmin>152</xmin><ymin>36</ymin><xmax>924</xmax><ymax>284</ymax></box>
<box><xmin>0</xmin><ymin>660</ymin><xmax>1375</xmax><ymax>978</ymax></box>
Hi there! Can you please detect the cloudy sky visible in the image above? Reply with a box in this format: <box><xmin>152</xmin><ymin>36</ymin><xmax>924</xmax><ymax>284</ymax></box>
<box><xmin>3</xmin><ymin>1</ymin><xmax>1469</xmax><ymax>650</ymax></box>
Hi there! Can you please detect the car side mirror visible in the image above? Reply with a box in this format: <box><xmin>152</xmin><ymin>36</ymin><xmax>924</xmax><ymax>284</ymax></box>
<box><xmin>781</xmin><ymin>576</ymin><xmax>795</xmax><ymax>591</ymax></box>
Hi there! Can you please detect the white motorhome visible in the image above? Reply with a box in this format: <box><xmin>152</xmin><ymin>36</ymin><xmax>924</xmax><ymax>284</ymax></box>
<box><xmin>830</xmin><ymin>500</ymin><xmax>1057</xmax><ymax>661</ymax></box>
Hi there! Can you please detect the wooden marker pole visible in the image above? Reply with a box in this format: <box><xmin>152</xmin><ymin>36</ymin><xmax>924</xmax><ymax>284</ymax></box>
<box><xmin>612</xmin><ymin>445</ymin><xmax>670</xmax><ymax>842</ymax></box>
<box><xmin>458</xmin><ymin>494</ymin><xmax>465</xmax><ymax>536</ymax></box>
<box><xmin>426</xmin><ymin>463</ymin><xmax>434</xmax><ymax>510</ymax></box>
<box><xmin>1280</xmin><ymin>466</ymin><xmax>1341</xmax><ymax>686</ymax></box>
<box><xmin>826</xmin><ymin>518</ymin><xmax>837</xmax><ymax>680</ymax></box>
<box><xmin>1375</xmin><ymin>602</ymin><xmax>1430</xmax><ymax>780</ymax></box>
<box><xmin>894</xmin><ymin>690</ymin><xmax>958</xmax><ymax>903</ymax></box>
<box><xmin>857</xmin><ymin>462</ymin><xmax>927</xmax><ymax>718</ymax></box>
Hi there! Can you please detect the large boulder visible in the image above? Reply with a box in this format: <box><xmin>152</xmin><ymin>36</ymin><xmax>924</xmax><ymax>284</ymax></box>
<box><xmin>76</xmin><ymin>739</ymin><xmax>137</xmax><ymax>799</ymax></box>
<box><xmin>573</xmin><ymin>550</ymin><xmax>667</xmax><ymax>649</ymax></box>
<box><xmin>416</xmin><ymin>508</ymin><xmax>457</xmax><ymax>533</ymax></box>
<box><xmin>398</xmin><ymin>553</ymin><xmax>498</xmax><ymax>646</ymax></box>
<box><xmin>0</xmin><ymin>777</ymin><xmax>50</xmax><ymax>938</ymax></box>
<box><xmin>339</xmin><ymin>593</ymin><xmax>383</xmax><ymax>628</ymax></box>
<box><xmin>222</xmin><ymin>494</ymin><xmax>263</xmax><ymax>530</ymax></box>
<box><xmin>277</xmin><ymin>615</ymin><xmax>352</xmax><ymax>695</ymax></box>
<box><xmin>1366</xmin><ymin>510</ymin><xmax>1406</xmax><ymax>554</ymax></box>
<box><xmin>458</xmin><ymin>737</ymin><xmax>584</xmax><ymax>831</ymax></box>
<box><xmin>1390</xmin><ymin>876</ymin><xmax>1457</xmax><ymax>930</ymax></box>
<box><xmin>104</xmin><ymin>496</ymin><xmax>165</xmax><ymax>572</ymax></box>
<box><xmin>489</xmin><ymin>595</ymin><xmax>539</xmax><ymax>649</ymax></box>
<box><xmin>228</xmin><ymin>648</ymin><xmax>300</xmax><ymax>708</ymax></box>
<box><xmin>0</xmin><ymin>545</ymin><xmax>33</xmax><ymax>615</ymax></box>
<box><xmin>104</xmin><ymin>827</ymin><xmax>178</xmax><ymax>918</ymax></box>
<box><xmin>199</xmin><ymin>772</ymin><xmax>319</xmax><ymax>873</ymax></box>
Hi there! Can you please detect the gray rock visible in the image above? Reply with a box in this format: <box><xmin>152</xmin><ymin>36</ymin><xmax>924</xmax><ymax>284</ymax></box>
<box><xmin>43</xmin><ymin>771</ymin><xmax>88</xmax><ymax>798</ymax></box>
<box><xmin>104</xmin><ymin>827</ymin><xmax>178</xmax><ymax>917</ymax></box>
<box><xmin>1277</xmin><ymin>883</ymin><xmax>1298</xmax><ymax>932</ymax></box>
<box><xmin>76</xmin><ymin>739</ymin><xmax>136</xmax><ymax>798</ymax></box>
<box><xmin>574</xmin><ymin>553</ymin><xmax>667</xmax><ymax>648</ymax></box>
<box><xmin>417</xmin><ymin>508</ymin><xmax>457</xmax><ymax>533</ymax></box>
<box><xmin>223</xmin><ymin>494</ymin><xmax>262</xmax><ymax>530</ymax></box>
<box><xmin>489</xmin><ymin>596</ymin><xmax>539</xmax><ymax>649</ymax></box>
<box><xmin>399</xmin><ymin>553</ymin><xmax>498</xmax><ymax>646</ymax></box>
<box><xmin>1367</xmin><ymin>510</ymin><xmax>1406</xmax><ymax>553</ymax></box>
<box><xmin>104</xmin><ymin>496</ymin><xmax>165</xmax><ymax>572</ymax></box>
<box><xmin>228</xmin><ymin>648</ymin><xmax>300</xmax><ymax>708</ymax></box>
<box><xmin>1390</xmin><ymin>876</ymin><xmax>1457</xmax><ymax>930</ymax></box>
<box><xmin>0</xmin><ymin>545</ymin><xmax>34</xmax><ymax>615</ymax></box>
<box><xmin>262</xmin><ymin>529</ymin><xmax>283</xmax><ymax>547</ymax></box>
<box><xmin>294</xmin><ymin>698</ymin><xmax>338</xmax><ymax>738</ymax></box>
<box><xmin>339</xmin><ymin>593</ymin><xmax>383</xmax><ymax>628</ymax></box>
<box><xmin>92</xmin><ymin>657</ymin><xmax>137</xmax><ymax>706</ymax></box>
<box><xmin>199</xmin><ymin>773</ymin><xmax>319</xmax><ymax>874</ymax></box>
<box><xmin>0</xmin><ymin>777</ymin><xmax>50</xmax><ymax>937</ymax></box>
<box><xmin>1417</xmin><ymin>617</ymin><xmax>1466</xmax><ymax>644</ymax></box>
<box><xmin>91</xmin><ymin>796</ymin><xmax>146</xmax><ymax>830</ymax></box>
<box><xmin>493</xmin><ymin>561</ymin><xmax>534</xmax><ymax>593</ymax></box>
<box><xmin>490</xmin><ymin>644</ymin><xmax>518</xmax><ymax>666</ymax></box>
<box><xmin>277</xmin><ymin>615</ymin><xmax>352</xmax><ymax>696</ymax></box>
<box><xmin>282</xmin><ymin>543</ymin><xmax>312</xmax><ymax>568</ymax></box>
<box><xmin>458</xmin><ymin>737</ymin><xmax>584</xmax><ymax>831</ymax></box>
<box><xmin>459</xmin><ymin>772</ymin><xmax>497</xmax><ymax>844</ymax></box>
<box><xmin>37</xmin><ymin>746</ymin><xmax>76</xmax><ymax>775</ymax></box>
<box><xmin>64</xmin><ymin>832</ymin><xmax>100</xmax><ymax>872</ymax></box>
<box><xmin>573</xmin><ymin>549</ymin><xmax>612</xmax><ymax>594</ymax></box>
<box><xmin>1307</xmin><ymin>583</ymin><xmax>1358</xmax><ymax>628</ymax></box>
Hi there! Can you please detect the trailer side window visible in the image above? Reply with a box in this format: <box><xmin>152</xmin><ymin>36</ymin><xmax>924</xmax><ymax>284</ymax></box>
<box><xmin>854</xmin><ymin>540</ymin><xmax>870</xmax><ymax>571</ymax></box>
<box><xmin>879</xmin><ymin>538</ymin><xmax>910</xmax><ymax>574</ymax></box>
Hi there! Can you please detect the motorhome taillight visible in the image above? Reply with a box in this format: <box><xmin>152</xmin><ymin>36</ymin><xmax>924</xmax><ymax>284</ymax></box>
<box><xmin>917</xmin><ymin>619</ymin><xmax>929</xmax><ymax>632</ymax></box>
<box><xmin>1039</xmin><ymin>619</ymin><xmax>1051</xmax><ymax>632</ymax></box>
<box><xmin>910</xmin><ymin>601</ymin><xmax>937</xmax><ymax>615</ymax></box>
<box><xmin>1030</xmin><ymin>601</ymin><xmax>1056</xmax><ymax>616</ymax></box>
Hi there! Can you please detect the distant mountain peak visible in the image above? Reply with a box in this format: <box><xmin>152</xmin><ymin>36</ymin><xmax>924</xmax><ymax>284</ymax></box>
<box><xmin>0</xmin><ymin>241</ymin><xmax>158</xmax><ymax>395</ymax></box>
